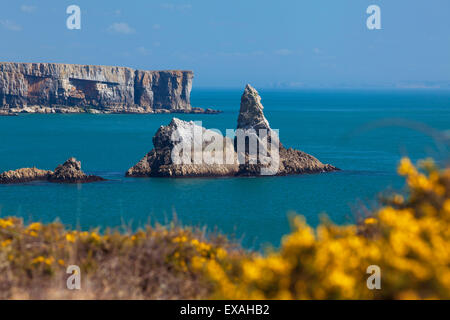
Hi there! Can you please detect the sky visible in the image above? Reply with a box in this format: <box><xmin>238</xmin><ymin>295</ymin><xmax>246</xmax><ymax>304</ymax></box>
<box><xmin>0</xmin><ymin>0</ymin><xmax>449</xmax><ymax>89</ymax></box>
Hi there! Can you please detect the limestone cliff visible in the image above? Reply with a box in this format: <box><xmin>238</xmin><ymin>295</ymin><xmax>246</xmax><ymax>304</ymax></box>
<box><xmin>0</xmin><ymin>62</ymin><xmax>197</xmax><ymax>114</ymax></box>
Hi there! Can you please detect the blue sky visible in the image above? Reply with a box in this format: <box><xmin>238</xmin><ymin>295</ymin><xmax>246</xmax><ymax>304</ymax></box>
<box><xmin>0</xmin><ymin>0</ymin><xmax>449</xmax><ymax>88</ymax></box>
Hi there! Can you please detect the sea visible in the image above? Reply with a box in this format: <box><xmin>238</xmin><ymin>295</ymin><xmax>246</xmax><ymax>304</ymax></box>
<box><xmin>0</xmin><ymin>89</ymin><xmax>449</xmax><ymax>249</ymax></box>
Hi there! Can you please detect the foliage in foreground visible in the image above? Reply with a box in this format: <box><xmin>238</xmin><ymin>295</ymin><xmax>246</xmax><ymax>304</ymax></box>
<box><xmin>0</xmin><ymin>158</ymin><xmax>449</xmax><ymax>299</ymax></box>
<box><xmin>196</xmin><ymin>158</ymin><xmax>450</xmax><ymax>299</ymax></box>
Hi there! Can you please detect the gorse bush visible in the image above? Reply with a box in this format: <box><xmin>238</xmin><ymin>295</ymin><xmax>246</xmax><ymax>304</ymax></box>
<box><xmin>196</xmin><ymin>158</ymin><xmax>450</xmax><ymax>299</ymax></box>
<box><xmin>0</xmin><ymin>220</ymin><xmax>235</xmax><ymax>299</ymax></box>
<box><xmin>0</xmin><ymin>158</ymin><xmax>449</xmax><ymax>299</ymax></box>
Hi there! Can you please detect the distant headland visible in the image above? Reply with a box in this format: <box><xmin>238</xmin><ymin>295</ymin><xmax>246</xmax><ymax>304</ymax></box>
<box><xmin>0</xmin><ymin>62</ymin><xmax>220</xmax><ymax>115</ymax></box>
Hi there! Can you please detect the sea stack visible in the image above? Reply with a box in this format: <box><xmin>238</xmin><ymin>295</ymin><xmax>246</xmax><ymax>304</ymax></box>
<box><xmin>126</xmin><ymin>84</ymin><xmax>338</xmax><ymax>177</ymax></box>
<box><xmin>0</xmin><ymin>168</ymin><xmax>52</xmax><ymax>184</ymax></box>
<box><xmin>0</xmin><ymin>158</ymin><xmax>105</xmax><ymax>184</ymax></box>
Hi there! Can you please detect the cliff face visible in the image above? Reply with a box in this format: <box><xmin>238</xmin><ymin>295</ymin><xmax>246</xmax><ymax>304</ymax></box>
<box><xmin>0</xmin><ymin>62</ymin><xmax>193</xmax><ymax>113</ymax></box>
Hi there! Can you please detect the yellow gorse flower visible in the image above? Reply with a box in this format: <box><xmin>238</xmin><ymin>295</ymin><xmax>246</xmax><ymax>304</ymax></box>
<box><xmin>0</xmin><ymin>218</ymin><xmax>14</xmax><ymax>229</ymax></box>
<box><xmin>1</xmin><ymin>239</ymin><xmax>12</xmax><ymax>247</ymax></box>
<box><xmin>27</xmin><ymin>222</ymin><xmax>42</xmax><ymax>231</ymax></box>
<box><xmin>32</xmin><ymin>256</ymin><xmax>45</xmax><ymax>264</ymax></box>
<box><xmin>90</xmin><ymin>232</ymin><xmax>101</xmax><ymax>242</ymax></box>
<box><xmin>364</xmin><ymin>217</ymin><xmax>377</xmax><ymax>225</ymax></box>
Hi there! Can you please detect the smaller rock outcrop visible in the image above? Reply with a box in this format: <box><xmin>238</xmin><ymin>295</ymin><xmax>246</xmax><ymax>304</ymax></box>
<box><xmin>0</xmin><ymin>168</ymin><xmax>52</xmax><ymax>184</ymax></box>
<box><xmin>0</xmin><ymin>158</ymin><xmax>104</xmax><ymax>184</ymax></box>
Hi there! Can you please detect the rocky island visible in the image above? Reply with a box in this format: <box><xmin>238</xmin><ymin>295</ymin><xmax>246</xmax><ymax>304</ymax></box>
<box><xmin>0</xmin><ymin>157</ymin><xmax>105</xmax><ymax>184</ymax></box>
<box><xmin>0</xmin><ymin>62</ymin><xmax>219</xmax><ymax>115</ymax></box>
<box><xmin>126</xmin><ymin>84</ymin><xmax>339</xmax><ymax>177</ymax></box>
<box><xmin>126</xmin><ymin>118</ymin><xmax>240</xmax><ymax>177</ymax></box>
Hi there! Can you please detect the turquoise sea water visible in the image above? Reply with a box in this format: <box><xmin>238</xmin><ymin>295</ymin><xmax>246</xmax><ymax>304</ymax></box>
<box><xmin>0</xmin><ymin>89</ymin><xmax>449</xmax><ymax>248</ymax></box>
